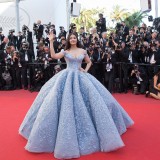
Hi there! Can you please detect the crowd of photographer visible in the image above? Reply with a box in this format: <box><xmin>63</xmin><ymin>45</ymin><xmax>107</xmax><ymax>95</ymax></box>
<box><xmin>0</xmin><ymin>14</ymin><xmax>160</xmax><ymax>98</ymax></box>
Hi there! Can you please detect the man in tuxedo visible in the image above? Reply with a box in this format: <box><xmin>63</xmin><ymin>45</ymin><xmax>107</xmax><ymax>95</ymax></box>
<box><xmin>36</xmin><ymin>42</ymin><xmax>44</xmax><ymax>61</ymax></box>
<box><xmin>89</xmin><ymin>46</ymin><xmax>103</xmax><ymax>83</ymax></box>
<box><xmin>16</xmin><ymin>31</ymin><xmax>23</xmax><ymax>50</ymax></box>
<box><xmin>35</xmin><ymin>20</ymin><xmax>44</xmax><ymax>42</ymax></box>
<box><xmin>116</xmin><ymin>42</ymin><xmax>130</xmax><ymax>93</ymax></box>
<box><xmin>0</xmin><ymin>31</ymin><xmax>5</xmax><ymax>48</ymax></box>
<box><xmin>8</xmin><ymin>30</ymin><xmax>17</xmax><ymax>47</ymax></box>
<box><xmin>149</xmin><ymin>31</ymin><xmax>158</xmax><ymax>44</ymax></box>
<box><xmin>128</xmin><ymin>43</ymin><xmax>140</xmax><ymax>64</ymax></box>
<box><xmin>96</xmin><ymin>13</ymin><xmax>107</xmax><ymax>34</ymax></box>
<box><xmin>19</xmin><ymin>42</ymin><xmax>35</xmax><ymax>89</ymax></box>
<box><xmin>42</xmin><ymin>46</ymin><xmax>54</xmax><ymax>82</ymax></box>
<box><xmin>0</xmin><ymin>37</ymin><xmax>8</xmax><ymax>51</ymax></box>
<box><xmin>102</xmin><ymin>50</ymin><xmax>116</xmax><ymax>93</ymax></box>
<box><xmin>126</xmin><ymin>29</ymin><xmax>137</xmax><ymax>46</ymax></box>
<box><xmin>0</xmin><ymin>46</ymin><xmax>16</xmax><ymax>89</ymax></box>
<box><xmin>58</xmin><ymin>26</ymin><xmax>66</xmax><ymax>39</ymax></box>
<box><xmin>121</xmin><ymin>21</ymin><xmax>129</xmax><ymax>40</ymax></box>
<box><xmin>148</xmin><ymin>42</ymin><xmax>160</xmax><ymax>78</ymax></box>
<box><xmin>101</xmin><ymin>32</ymin><xmax>108</xmax><ymax>51</ymax></box>
<box><xmin>79</xmin><ymin>27</ymin><xmax>87</xmax><ymax>42</ymax></box>
<box><xmin>138</xmin><ymin>43</ymin><xmax>150</xmax><ymax>64</ymax></box>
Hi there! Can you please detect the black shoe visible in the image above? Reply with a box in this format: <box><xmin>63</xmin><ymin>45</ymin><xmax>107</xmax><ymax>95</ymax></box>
<box><xmin>145</xmin><ymin>91</ymin><xmax>150</xmax><ymax>97</ymax></box>
<box><xmin>24</xmin><ymin>87</ymin><xmax>28</xmax><ymax>90</ymax></box>
<box><xmin>17</xmin><ymin>87</ymin><xmax>22</xmax><ymax>90</ymax></box>
<box><xmin>124</xmin><ymin>90</ymin><xmax>128</xmax><ymax>93</ymax></box>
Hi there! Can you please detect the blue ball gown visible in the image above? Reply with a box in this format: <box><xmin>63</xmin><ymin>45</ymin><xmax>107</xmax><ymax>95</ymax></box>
<box><xmin>19</xmin><ymin>51</ymin><xmax>134</xmax><ymax>159</ymax></box>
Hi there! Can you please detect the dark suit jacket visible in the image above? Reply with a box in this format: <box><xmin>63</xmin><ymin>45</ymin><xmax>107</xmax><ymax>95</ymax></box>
<box><xmin>0</xmin><ymin>50</ymin><xmax>6</xmax><ymax>65</ymax></box>
<box><xmin>19</xmin><ymin>49</ymin><xmax>34</xmax><ymax>65</ymax></box>
<box><xmin>150</xmin><ymin>49</ymin><xmax>160</xmax><ymax>65</ymax></box>
<box><xmin>36</xmin><ymin>25</ymin><xmax>44</xmax><ymax>40</ymax></box>
<box><xmin>16</xmin><ymin>35</ymin><xmax>23</xmax><ymax>50</ymax></box>
<box><xmin>123</xmin><ymin>25</ymin><xmax>129</xmax><ymax>37</ymax></box>
<box><xmin>8</xmin><ymin>34</ymin><xmax>17</xmax><ymax>47</ymax></box>
<box><xmin>97</xmin><ymin>18</ymin><xmax>107</xmax><ymax>32</ymax></box>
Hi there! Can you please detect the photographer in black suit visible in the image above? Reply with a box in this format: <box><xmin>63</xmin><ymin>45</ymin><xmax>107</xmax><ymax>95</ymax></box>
<box><xmin>16</xmin><ymin>31</ymin><xmax>23</xmax><ymax>51</ymax></box>
<box><xmin>121</xmin><ymin>21</ymin><xmax>129</xmax><ymax>39</ymax></box>
<box><xmin>12</xmin><ymin>51</ymin><xmax>22</xmax><ymax>89</ymax></box>
<box><xmin>102</xmin><ymin>48</ymin><xmax>116</xmax><ymax>93</ymax></box>
<box><xmin>58</xmin><ymin>26</ymin><xmax>66</xmax><ymax>39</ymax></box>
<box><xmin>130</xmin><ymin>64</ymin><xmax>148</xmax><ymax>94</ymax></box>
<box><xmin>0</xmin><ymin>29</ymin><xmax>5</xmax><ymax>49</ymax></box>
<box><xmin>8</xmin><ymin>30</ymin><xmax>17</xmax><ymax>47</ymax></box>
<box><xmin>33</xmin><ymin>20</ymin><xmax>44</xmax><ymax>42</ymax></box>
<box><xmin>19</xmin><ymin>42</ymin><xmax>35</xmax><ymax>90</ymax></box>
<box><xmin>96</xmin><ymin>14</ymin><xmax>107</xmax><ymax>34</ymax></box>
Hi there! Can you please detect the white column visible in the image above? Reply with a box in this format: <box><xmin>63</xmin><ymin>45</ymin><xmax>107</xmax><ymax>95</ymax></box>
<box><xmin>155</xmin><ymin>0</ymin><xmax>158</xmax><ymax>18</ymax></box>
<box><xmin>15</xmin><ymin>0</ymin><xmax>20</xmax><ymax>32</ymax></box>
<box><xmin>66</xmin><ymin>0</ymin><xmax>71</xmax><ymax>32</ymax></box>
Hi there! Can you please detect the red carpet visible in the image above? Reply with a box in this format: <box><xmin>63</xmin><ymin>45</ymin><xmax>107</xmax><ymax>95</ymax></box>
<box><xmin>0</xmin><ymin>90</ymin><xmax>160</xmax><ymax>160</ymax></box>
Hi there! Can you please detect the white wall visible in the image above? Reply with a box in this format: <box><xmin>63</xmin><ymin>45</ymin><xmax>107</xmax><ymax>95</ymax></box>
<box><xmin>0</xmin><ymin>0</ymin><xmax>69</xmax><ymax>36</ymax></box>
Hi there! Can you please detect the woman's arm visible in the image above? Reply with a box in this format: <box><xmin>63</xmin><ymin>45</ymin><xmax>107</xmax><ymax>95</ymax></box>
<box><xmin>48</xmin><ymin>32</ymin><xmax>65</xmax><ymax>59</ymax></box>
<box><xmin>153</xmin><ymin>75</ymin><xmax>160</xmax><ymax>91</ymax></box>
<box><xmin>79</xmin><ymin>51</ymin><xmax>92</xmax><ymax>73</ymax></box>
<box><xmin>84</xmin><ymin>52</ymin><xmax>92</xmax><ymax>72</ymax></box>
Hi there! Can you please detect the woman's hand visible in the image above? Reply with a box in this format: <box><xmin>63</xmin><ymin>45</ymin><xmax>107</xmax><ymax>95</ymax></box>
<box><xmin>79</xmin><ymin>67</ymin><xmax>87</xmax><ymax>73</ymax></box>
<box><xmin>157</xmin><ymin>83</ymin><xmax>160</xmax><ymax>91</ymax></box>
<box><xmin>48</xmin><ymin>31</ymin><xmax>56</xmax><ymax>42</ymax></box>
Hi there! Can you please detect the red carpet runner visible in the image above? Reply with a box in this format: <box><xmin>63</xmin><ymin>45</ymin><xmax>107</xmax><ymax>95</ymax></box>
<box><xmin>0</xmin><ymin>90</ymin><xmax>160</xmax><ymax>160</ymax></box>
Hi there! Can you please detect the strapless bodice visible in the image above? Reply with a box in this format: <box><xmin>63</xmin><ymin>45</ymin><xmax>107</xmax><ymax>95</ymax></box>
<box><xmin>64</xmin><ymin>52</ymin><xmax>85</xmax><ymax>70</ymax></box>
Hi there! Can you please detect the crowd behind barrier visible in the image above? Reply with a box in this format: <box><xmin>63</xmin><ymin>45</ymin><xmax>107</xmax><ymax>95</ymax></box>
<box><xmin>0</xmin><ymin>17</ymin><xmax>160</xmax><ymax>96</ymax></box>
<box><xmin>0</xmin><ymin>61</ymin><xmax>159</xmax><ymax>95</ymax></box>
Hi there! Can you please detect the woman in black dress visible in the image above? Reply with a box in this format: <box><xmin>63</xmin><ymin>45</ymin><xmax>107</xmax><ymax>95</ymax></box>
<box><xmin>146</xmin><ymin>69</ymin><xmax>160</xmax><ymax>100</ymax></box>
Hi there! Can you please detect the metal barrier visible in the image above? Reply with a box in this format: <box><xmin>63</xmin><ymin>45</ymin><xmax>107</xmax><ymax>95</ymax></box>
<box><xmin>0</xmin><ymin>62</ymin><xmax>160</xmax><ymax>91</ymax></box>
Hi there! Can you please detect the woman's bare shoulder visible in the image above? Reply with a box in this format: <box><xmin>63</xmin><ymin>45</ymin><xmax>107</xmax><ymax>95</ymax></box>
<box><xmin>80</xmin><ymin>48</ymin><xmax>86</xmax><ymax>54</ymax></box>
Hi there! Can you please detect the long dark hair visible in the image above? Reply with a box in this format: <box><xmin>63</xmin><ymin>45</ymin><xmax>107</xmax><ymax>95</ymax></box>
<box><xmin>154</xmin><ymin>68</ymin><xmax>160</xmax><ymax>76</ymax></box>
<box><xmin>65</xmin><ymin>33</ymin><xmax>82</xmax><ymax>50</ymax></box>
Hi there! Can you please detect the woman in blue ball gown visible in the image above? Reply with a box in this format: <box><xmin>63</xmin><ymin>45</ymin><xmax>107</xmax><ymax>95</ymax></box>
<box><xmin>19</xmin><ymin>32</ymin><xmax>134</xmax><ymax>159</ymax></box>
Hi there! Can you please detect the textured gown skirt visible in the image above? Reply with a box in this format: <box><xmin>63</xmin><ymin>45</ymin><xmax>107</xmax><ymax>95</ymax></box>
<box><xmin>19</xmin><ymin>51</ymin><xmax>134</xmax><ymax>159</ymax></box>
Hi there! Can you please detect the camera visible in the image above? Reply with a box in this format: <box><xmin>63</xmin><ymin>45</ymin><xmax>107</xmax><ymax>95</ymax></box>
<box><xmin>134</xmin><ymin>65</ymin><xmax>139</xmax><ymax>73</ymax></box>
<box><xmin>44</xmin><ymin>23</ymin><xmax>55</xmax><ymax>34</ymax></box>
<box><xmin>33</xmin><ymin>23</ymin><xmax>39</xmax><ymax>36</ymax></box>
<box><xmin>95</xmin><ymin>41</ymin><xmax>101</xmax><ymax>49</ymax></box>
<box><xmin>5</xmin><ymin>56</ymin><xmax>12</xmax><ymax>65</ymax></box>
<box><xmin>116</xmin><ymin>23</ymin><xmax>123</xmax><ymax>31</ymax></box>
<box><xmin>96</xmin><ymin>21</ymin><xmax>102</xmax><ymax>34</ymax></box>
<box><xmin>33</xmin><ymin>23</ymin><xmax>38</xmax><ymax>31</ymax></box>
<box><xmin>0</xmin><ymin>27</ymin><xmax>2</xmax><ymax>32</ymax></box>
<box><xmin>109</xmin><ymin>36</ymin><xmax>113</xmax><ymax>40</ymax></box>
<box><xmin>69</xmin><ymin>23</ymin><xmax>76</xmax><ymax>33</ymax></box>
<box><xmin>94</xmin><ymin>36</ymin><xmax>98</xmax><ymax>41</ymax></box>
<box><xmin>70</xmin><ymin>23</ymin><xmax>76</xmax><ymax>29</ymax></box>
<box><xmin>60</xmin><ymin>26</ymin><xmax>63</xmax><ymax>31</ymax></box>
<box><xmin>117</xmin><ymin>44</ymin><xmax>121</xmax><ymax>49</ymax></box>
<box><xmin>22</xmin><ymin>25</ymin><xmax>29</xmax><ymax>32</ymax></box>
<box><xmin>58</xmin><ymin>26</ymin><xmax>66</xmax><ymax>39</ymax></box>
<box><xmin>22</xmin><ymin>42</ymin><xmax>29</xmax><ymax>50</ymax></box>
<box><xmin>9</xmin><ymin>29</ymin><xmax>15</xmax><ymax>34</ymax></box>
